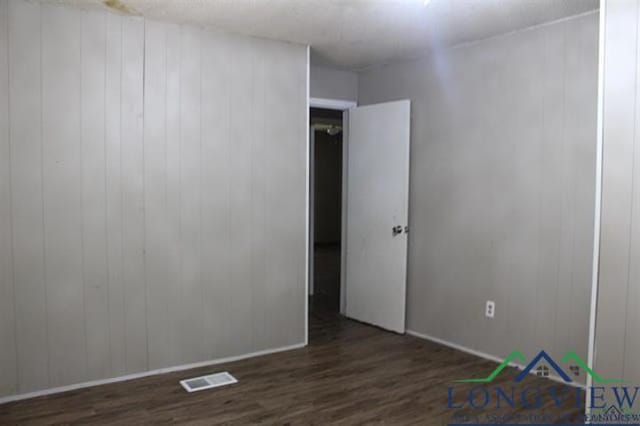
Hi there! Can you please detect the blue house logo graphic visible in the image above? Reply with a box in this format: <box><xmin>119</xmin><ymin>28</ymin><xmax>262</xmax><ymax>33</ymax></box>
<box><xmin>514</xmin><ymin>350</ymin><xmax>572</xmax><ymax>383</ymax></box>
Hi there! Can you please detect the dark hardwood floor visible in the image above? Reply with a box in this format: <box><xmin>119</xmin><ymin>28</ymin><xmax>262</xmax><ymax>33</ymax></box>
<box><xmin>0</xmin><ymin>302</ymin><xmax>584</xmax><ymax>425</ymax></box>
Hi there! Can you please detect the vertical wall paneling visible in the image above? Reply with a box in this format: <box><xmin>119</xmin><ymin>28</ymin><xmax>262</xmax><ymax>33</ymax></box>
<box><xmin>594</xmin><ymin>0</ymin><xmax>638</xmax><ymax>383</ymax></box>
<box><xmin>624</xmin><ymin>0</ymin><xmax>640</xmax><ymax>387</ymax></box>
<box><xmin>563</xmin><ymin>15</ymin><xmax>598</xmax><ymax>361</ymax></box>
<box><xmin>263</xmin><ymin>42</ymin><xmax>288</xmax><ymax>347</ymax></box>
<box><xmin>41</xmin><ymin>3</ymin><xmax>86</xmax><ymax>387</ymax></box>
<box><xmin>178</xmin><ymin>26</ymin><xmax>204</xmax><ymax>363</ymax></box>
<box><xmin>510</xmin><ymin>27</ymin><xmax>545</xmax><ymax>359</ymax></box>
<box><xmin>144</xmin><ymin>20</ymin><xmax>170</xmax><ymax>370</ymax></box>
<box><xmin>276</xmin><ymin>42</ymin><xmax>306</xmax><ymax>347</ymax></box>
<box><xmin>250</xmin><ymin>39</ymin><xmax>267</xmax><ymax>351</ymax></box>
<box><xmin>555</xmin><ymin>18</ymin><xmax>584</xmax><ymax>358</ymax></box>
<box><xmin>595</xmin><ymin>0</ymin><xmax>640</xmax><ymax>389</ymax></box>
<box><xmin>533</xmin><ymin>21</ymin><xmax>563</xmax><ymax>356</ymax></box>
<box><xmin>264</xmin><ymin>42</ymin><xmax>307</xmax><ymax>347</ymax></box>
<box><xmin>286</xmin><ymin>44</ymin><xmax>307</xmax><ymax>345</ymax></box>
<box><xmin>9</xmin><ymin>0</ymin><xmax>49</xmax><ymax>392</ymax></box>
<box><xmin>1</xmin><ymin>0</ymin><xmax>308</xmax><ymax>398</ymax></box>
<box><xmin>544</xmin><ymin>22</ymin><xmax>569</xmax><ymax>357</ymax></box>
<box><xmin>81</xmin><ymin>10</ymin><xmax>110</xmax><ymax>381</ymax></box>
<box><xmin>0</xmin><ymin>0</ymin><xmax>17</xmax><ymax>397</ymax></box>
<box><xmin>357</xmin><ymin>12</ymin><xmax>598</xmax><ymax>379</ymax></box>
<box><xmin>228</xmin><ymin>36</ymin><xmax>255</xmax><ymax>355</ymax></box>
<box><xmin>200</xmin><ymin>29</ymin><xmax>232</xmax><ymax>359</ymax></box>
<box><xmin>120</xmin><ymin>17</ymin><xmax>147</xmax><ymax>374</ymax></box>
<box><xmin>104</xmin><ymin>11</ymin><xmax>126</xmax><ymax>377</ymax></box>
<box><xmin>164</xmin><ymin>22</ymin><xmax>183</xmax><ymax>366</ymax></box>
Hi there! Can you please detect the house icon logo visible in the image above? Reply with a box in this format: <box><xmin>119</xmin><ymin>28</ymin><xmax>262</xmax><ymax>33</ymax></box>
<box><xmin>514</xmin><ymin>350</ymin><xmax>571</xmax><ymax>382</ymax></box>
<box><xmin>453</xmin><ymin>349</ymin><xmax>622</xmax><ymax>384</ymax></box>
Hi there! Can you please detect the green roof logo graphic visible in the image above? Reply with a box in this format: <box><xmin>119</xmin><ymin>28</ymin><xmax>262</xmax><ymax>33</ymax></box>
<box><xmin>453</xmin><ymin>350</ymin><xmax>623</xmax><ymax>384</ymax></box>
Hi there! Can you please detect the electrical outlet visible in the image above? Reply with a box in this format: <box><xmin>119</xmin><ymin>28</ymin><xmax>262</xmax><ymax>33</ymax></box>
<box><xmin>485</xmin><ymin>300</ymin><xmax>495</xmax><ymax>318</ymax></box>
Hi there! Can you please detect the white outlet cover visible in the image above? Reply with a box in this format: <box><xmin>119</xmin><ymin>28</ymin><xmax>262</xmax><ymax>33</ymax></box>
<box><xmin>485</xmin><ymin>301</ymin><xmax>495</xmax><ymax>318</ymax></box>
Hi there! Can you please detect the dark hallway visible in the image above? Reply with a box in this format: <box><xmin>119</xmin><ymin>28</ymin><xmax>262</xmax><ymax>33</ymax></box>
<box><xmin>310</xmin><ymin>107</ymin><xmax>343</xmax><ymax>313</ymax></box>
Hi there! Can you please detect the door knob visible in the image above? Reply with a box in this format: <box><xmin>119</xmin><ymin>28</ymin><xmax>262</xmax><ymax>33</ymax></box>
<box><xmin>392</xmin><ymin>225</ymin><xmax>403</xmax><ymax>236</ymax></box>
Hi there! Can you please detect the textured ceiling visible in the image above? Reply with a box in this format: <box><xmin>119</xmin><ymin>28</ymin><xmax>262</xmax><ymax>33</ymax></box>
<box><xmin>47</xmin><ymin>0</ymin><xmax>599</xmax><ymax>70</ymax></box>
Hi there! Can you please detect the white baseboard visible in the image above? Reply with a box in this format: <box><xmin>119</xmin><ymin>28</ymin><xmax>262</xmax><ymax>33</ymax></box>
<box><xmin>0</xmin><ymin>342</ymin><xmax>306</xmax><ymax>405</ymax></box>
<box><xmin>406</xmin><ymin>329</ymin><xmax>585</xmax><ymax>389</ymax></box>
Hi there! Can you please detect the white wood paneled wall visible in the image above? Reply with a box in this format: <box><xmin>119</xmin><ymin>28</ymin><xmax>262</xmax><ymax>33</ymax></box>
<box><xmin>0</xmin><ymin>0</ymin><xmax>307</xmax><ymax>397</ymax></box>
<box><xmin>358</xmin><ymin>12</ymin><xmax>598</xmax><ymax>383</ymax></box>
<box><xmin>595</xmin><ymin>0</ymin><xmax>640</xmax><ymax>390</ymax></box>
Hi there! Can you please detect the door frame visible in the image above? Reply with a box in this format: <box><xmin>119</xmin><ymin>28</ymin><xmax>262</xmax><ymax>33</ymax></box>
<box><xmin>308</xmin><ymin>97</ymin><xmax>357</xmax><ymax>321</ymax></box>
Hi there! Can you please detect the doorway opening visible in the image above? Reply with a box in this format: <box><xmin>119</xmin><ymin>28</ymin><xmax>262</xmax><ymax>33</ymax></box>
<box><xmin>306</xmin><ymin>98</ymin><xmax>410</xmax><ymax>340</ymax></box>
<box><xmin>309</xmin><ymin>107</ymin><xmax>344</xmax><ymax>319</ymax></box>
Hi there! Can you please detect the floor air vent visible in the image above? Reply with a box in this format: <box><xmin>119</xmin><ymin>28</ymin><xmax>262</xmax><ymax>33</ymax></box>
<box><xmin>180</xmin><ymin>372</ymin><xmax>238</xmax><ymax>393</ymax></box>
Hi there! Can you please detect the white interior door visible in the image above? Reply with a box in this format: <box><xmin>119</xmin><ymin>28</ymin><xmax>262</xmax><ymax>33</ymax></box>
<box><xmin>344</xmin><ymin>100</ymin><xmax>410</xmax><ymax>333</ymax></box>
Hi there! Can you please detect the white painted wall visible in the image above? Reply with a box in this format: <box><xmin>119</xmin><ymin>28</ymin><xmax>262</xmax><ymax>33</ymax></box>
<box><xmin>358</xmin><ymin>12</ymin><xmax>599</xmax><ymax>382</ymax></box>
<box><xmin>0</xmin><ymin>0</ymin><xmax>307</xmax><ymax>398</ymax></box>
<box><xmin>310</xmin><ymin>65</ymin><xmax>358</xmax><ymax>102</ymax></box>
<box><xmin>594</xmin><ymin>0</ymin><xmax>640</xmax><ymax>391</ymax></box>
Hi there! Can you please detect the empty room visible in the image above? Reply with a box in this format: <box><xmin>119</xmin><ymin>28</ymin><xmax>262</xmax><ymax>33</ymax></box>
<box><xmin>0</xmin><ymin>0</ymin><xmax>639</xmax><ymax>424</ymax></box>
